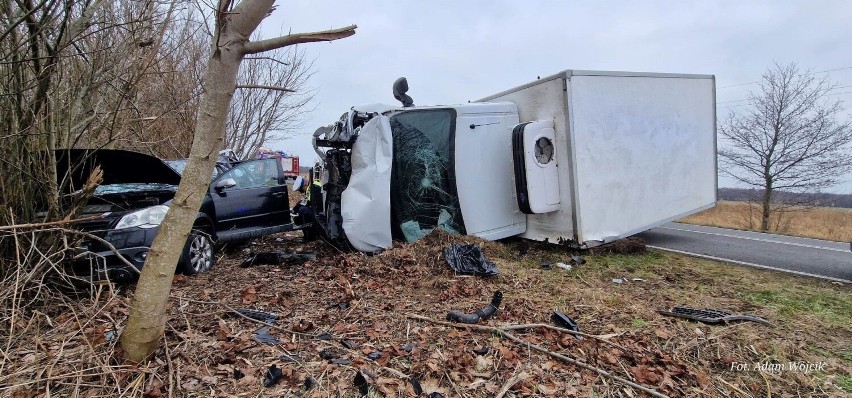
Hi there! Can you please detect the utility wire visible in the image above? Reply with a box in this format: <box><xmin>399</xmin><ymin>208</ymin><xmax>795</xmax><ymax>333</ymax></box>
<box><xmin>717</xmin><ymin>85</ymin><xmax>852</xmax><ymax>104</ymax></box>
<box><xmin>718</xmin><ymin>66</ymin><xmax>852</xmax><ymax>89</ymax></box>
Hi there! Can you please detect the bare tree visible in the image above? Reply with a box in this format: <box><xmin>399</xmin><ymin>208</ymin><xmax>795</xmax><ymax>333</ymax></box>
<box><xmin>119</xmin><ymin>0</ymin><xmax>355</xmax><ymax>362</ymax></box>
<box><xmin>227</xmin><ymin>45</ymin><xmax>315</xmax><ymax>159</ymax></box>
<box><xmin>718</xmin><ymin>62</ymin><xmax>852</xmax><ymax>231</ymax></box>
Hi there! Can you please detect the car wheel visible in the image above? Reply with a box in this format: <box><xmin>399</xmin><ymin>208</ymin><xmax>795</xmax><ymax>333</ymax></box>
<box><xmin>180</xmin><ymin>229</ymin><xmax>214</xmax><ymax>275</ymax></box>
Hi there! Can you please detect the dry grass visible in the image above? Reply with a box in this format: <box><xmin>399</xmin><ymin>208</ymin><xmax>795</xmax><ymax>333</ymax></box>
<box><xmin>679</xmin><ymin>200</ymin><xmax>852</xmax><ymax>242</ymax></box>
<box><xmin>1</xmin><ymin>230</ymin><xmax>850</xmax><ymax>397</ymax></box>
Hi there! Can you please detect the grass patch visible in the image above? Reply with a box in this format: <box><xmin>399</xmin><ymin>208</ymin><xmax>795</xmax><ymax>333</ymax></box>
<box><xmin>679</xmin><ymin>200</ymin><xmax>852</xmax><ymax>241</ymax></box>
<box><xmin>631</xmin><ymin>318</ymin><xmax>649</xmax><ymax>328</ymax></box>
<box><xmin>742</xmin><ymin>286</ymin><xmax>852</xmax><ymax>328</ymax></box>
<box><xmin>838</xmin><ymin>374</ymin><xmax>852</xmax><ymax>393</ymax></box>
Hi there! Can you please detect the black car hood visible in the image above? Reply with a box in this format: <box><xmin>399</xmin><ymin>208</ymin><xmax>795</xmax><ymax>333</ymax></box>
<box><xmin>56</xmin><ymin>149</ymin><xmax>182</xmax><ymax>193</ymax></box>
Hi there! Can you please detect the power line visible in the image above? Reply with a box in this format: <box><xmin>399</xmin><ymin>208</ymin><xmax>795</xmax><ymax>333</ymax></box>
<box><xmin>718</xmin><ymin>65</ymin><xmax>852</xmax><ymax>89</ymax></box>
<box><xmin>716</xmin><ymin>85</ymin><xmax>852</xmax><ymax>104</ymax></box>
<box><xmin>718</xmin><ymin>91</ymin><xmax>852</xmax><ymax>109</ymax></box>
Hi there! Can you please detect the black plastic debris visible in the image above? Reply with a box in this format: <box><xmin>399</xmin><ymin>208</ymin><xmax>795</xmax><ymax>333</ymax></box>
<box><xmin>279</xmin><ymin>354</ymin><xmax>302</xmax><ymax>363</ymax></box>
<box><xmin>571</xmin><ymin>254</ymin><xmax>586</xmax><ymax>265</ymax></box>
<box><xmin>331</xmin><ymin>358</ymin><xmax>350</xmax><ymax>365</ymax></box>
<box><xmin>367</xmin><ymin>351</ymin><xmax>382</xmax><ymax>360</ymax></box>
<box><xmin>304</xmin><ymin>376</ymin><xmax>315</xmax><ymax>390</ymax></box>
<box><xmin>429</xmin><ymin>392</ymin><xmax>445</xmax><ymax>398</ymax></box>
<box><xmin>551</xmin><ymin>311</ymin><xmax>582</xmax><ymax>340</ymax></box>
<box><xmin>327</xmin><ymin>301</ymin><xmax>350</xmax><ymax>310</ymax></box>
<box><xmin>316</xmin><ymin>332</ymin><xmax>333</xmax><ymax>341</ymax></box>
<box><xmin>241</xmin><ymin>251</ymin><xmax>317</xmax><ymax>268</ymax></box>
<box><xmin>540</xmin><ymin>260</ymin><xmax>551</xmax><ymax>270</ymax></box>
<box><xmin>233</xmin><ymin>368</ymin><xmax>244</xmax><ymax>380</ymax></box>
<box><xmin>341</xmin><ymin>340</ymin><xmax>357</xmax><ymax>350</ymax></box>
<box><xmin>237</xmin><ymin>309</ymin><xmax>278</xmax><ymax>325</ymax></box>
<box><xmin>659</xmin><ymin>306</ymin><xmax>772</xmax><ymax>326</ymax></box>
<box><xmin>252</xmin><ymin>326</ymin><xmax>280</xmax><ymax>345</ymax></box>
<box><xmin>401</xmin><ymin>343</ymin><xmax>415</xmax><ymax>353</ymax></box>
<box><xmin>263</xmin><ymin>364</ymin><xmax>283</xmax><ymax>387</ymax></box>
<box><xmin>443</xmin><ymin>244</ymin><xmax>498</xmax><ymax>276</ymax></box>
<box><xmin>320</xmin><ymin>348</ymin><xmax>341</xmax><ymax>360</ymax></box>
<box><xmin>354</xmin><ymin>371</ymin><xmax>370</xmax><ymax>396</ymax></box>
<box><xmin>473</xmin><ymin>346</ymin><xmax>489</xmax><ymax>356</ymax></box>
<box><xmin>446</xmin><ymin>291</ymin><xmax>503</xmax><ymax>324</ymax></box>
<box><xmin>410</xmin><ymin>376</ymin><xmax>423</xmax><ymax>395</ymax></box>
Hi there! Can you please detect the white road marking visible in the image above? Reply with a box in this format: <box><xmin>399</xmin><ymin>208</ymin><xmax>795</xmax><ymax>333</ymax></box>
<box><xmin>647</xmin><ymin>245</ymin><xmax>851</xmax><ymax>284</ymax></box>
<box><xmin>659</xmin><ymin>226</ymin><xmax>851</xmax><ymax>254</ymax></box>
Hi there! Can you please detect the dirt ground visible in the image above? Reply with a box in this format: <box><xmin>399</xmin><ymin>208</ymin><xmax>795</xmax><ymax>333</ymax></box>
<box><xmin>1</xmin><ymin>230</ymin><xmax>850</xmax><ymax>397</ymax></box>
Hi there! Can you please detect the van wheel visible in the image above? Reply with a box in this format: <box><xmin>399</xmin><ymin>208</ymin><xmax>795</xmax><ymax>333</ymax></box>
<box><xmin>179</xmin><ymin>229</ymin><xmax>214</xmax><ymax>275</ymax></box>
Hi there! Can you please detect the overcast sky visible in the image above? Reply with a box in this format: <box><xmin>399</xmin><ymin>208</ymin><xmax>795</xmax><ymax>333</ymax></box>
<box><xmin>258</xmin><ymin>1</ymin><xmax>852</xmax><ymax>194</ymax></box>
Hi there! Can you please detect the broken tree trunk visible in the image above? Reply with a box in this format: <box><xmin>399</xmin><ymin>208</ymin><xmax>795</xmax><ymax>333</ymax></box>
<box><xmin>120</xmin><ymin>0</ymin><xmax>355</xmax><ymax>362</ymax></box>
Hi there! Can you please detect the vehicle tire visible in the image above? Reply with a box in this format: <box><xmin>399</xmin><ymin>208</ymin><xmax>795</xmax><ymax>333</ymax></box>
<box><xmin>179</xmin><ymin>229</ymin><xmax>215</xmax><ymax>275</ymax></box>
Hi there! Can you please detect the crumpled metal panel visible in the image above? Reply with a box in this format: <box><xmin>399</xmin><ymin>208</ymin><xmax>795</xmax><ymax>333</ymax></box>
<box><xmin>341</xmin><ymin>116</ymin><xmax>393</xmax><ymax>252</ymax></box>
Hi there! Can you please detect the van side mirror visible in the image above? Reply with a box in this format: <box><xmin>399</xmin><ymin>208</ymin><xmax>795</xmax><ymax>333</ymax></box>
<box><xmin>393</xmin><ymin>77</ymin><xmax>414</xmax><ymax>107</ymax></box>
<box><xmin>214</xmin><ymin>178</ymin><xmax>237</xmax><ymax>191</ymax></box>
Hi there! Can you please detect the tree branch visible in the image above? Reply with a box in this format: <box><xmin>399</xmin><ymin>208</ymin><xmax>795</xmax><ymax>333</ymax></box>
<box><xmin>242</xmin><ymin>24</ymin><xmax>356</xmax><ymax>55</ymax></box>
<box><xmin>235</xmin><ymin>84</ymin><xmax>294</xmax><ymax>93</ymax></box>
<box><xmin>243</xmin><ymin>56</ymin><xmax>290</xmax><ymax>66</ymax></box>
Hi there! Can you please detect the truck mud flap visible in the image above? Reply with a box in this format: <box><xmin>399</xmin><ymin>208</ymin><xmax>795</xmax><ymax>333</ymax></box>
<box><xmin>512</xmin><ymin>122</ymin><xmax>533</xmax><ymax>214</ymax></box>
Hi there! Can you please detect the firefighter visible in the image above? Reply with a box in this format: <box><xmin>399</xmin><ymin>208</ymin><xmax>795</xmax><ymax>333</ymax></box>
<box><xmin>292</xmin><ymin>175</ymin><xmax>320</xmax><ymax>242</ymax></box>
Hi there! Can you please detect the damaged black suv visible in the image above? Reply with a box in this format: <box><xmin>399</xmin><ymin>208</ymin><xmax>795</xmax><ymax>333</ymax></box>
<box><xmin>60</xmin><ymin>149</ymin><xmax>294</xmax><ymax>281</ymax></box>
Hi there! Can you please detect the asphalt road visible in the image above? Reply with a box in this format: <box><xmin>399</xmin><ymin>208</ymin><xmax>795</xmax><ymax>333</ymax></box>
<box><xmin>636</xmin><ymin>222</ymin><xmax>852</xmax><ymax>283</ymax></box>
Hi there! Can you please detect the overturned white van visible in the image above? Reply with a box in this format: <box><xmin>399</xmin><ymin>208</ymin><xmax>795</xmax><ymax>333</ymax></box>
<box><xmin>311</xmin><ymin>70</ymin><xmax>717</xmax><ymax>252</ymax></box>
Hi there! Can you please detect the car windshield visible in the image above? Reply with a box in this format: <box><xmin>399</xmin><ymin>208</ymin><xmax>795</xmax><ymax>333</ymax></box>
<box><xmin>165</xmin><ymin>159</ymin><xmax>223</xmax><ymax>178</ymax></box>
<box><xmin>94</xmin><ymin>183</ymin><xmax>177</xmax><ymax>195</ymax></box>
<box><xmin>164</xmin><ymin>159</ymin><xmax>187</xmax><ymax>175</ymax></box>
<box><xmin>389</xmin><ymin>109</ymin><xmax>465</xmax><ymax>241</ymax></box>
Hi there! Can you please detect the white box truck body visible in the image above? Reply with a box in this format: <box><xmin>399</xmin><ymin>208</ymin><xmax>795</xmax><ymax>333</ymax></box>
<box><xmin>478</xmin><ymin>70</ymin><xmax>717</xmax><ymax>246</ymax></box>
<box><xmin>312</xmin><ymin>70</ymin><xmax>717</xmax><ymax>251</ymax></box>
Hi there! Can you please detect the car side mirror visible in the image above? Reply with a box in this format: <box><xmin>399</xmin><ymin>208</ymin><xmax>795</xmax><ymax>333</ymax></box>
<box><xmin>214</xmin><ymin>178</ymin><xmax>237</xmax><ymax>191</ymax></box>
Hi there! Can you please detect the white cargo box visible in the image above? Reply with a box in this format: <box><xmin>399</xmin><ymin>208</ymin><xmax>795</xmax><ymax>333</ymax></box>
<box><xmin>479</xmin><ymin>70</ymin><xmax>717</xmax><ymax>246</ymax></box>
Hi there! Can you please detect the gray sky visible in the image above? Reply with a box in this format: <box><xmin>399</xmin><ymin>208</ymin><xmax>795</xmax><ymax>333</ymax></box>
<box><xmin>259</xmin><ymin>1</ymin><xmax>852</xmax><ymax>194</ymax></box>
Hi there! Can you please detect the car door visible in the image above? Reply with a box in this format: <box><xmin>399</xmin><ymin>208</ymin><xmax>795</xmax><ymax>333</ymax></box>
<box><xmin>211</xmin><ymin>158</ymin><xmax>289</xmax><ymax>231</ymax></box>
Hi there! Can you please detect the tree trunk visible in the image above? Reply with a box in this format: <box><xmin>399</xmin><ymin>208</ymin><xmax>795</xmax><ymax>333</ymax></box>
<box><xmin>120</xmin><ymin>35</ymin><xmax>241</xmax><ymax>362</ymax></box>
<box><xmin>120</xmin><ymin>0</ymin><xmax>355</xmax><ymax>362</ymax></box>
<box><xmin>760</xmin><ymin>181</ymin><xmax>772</xmax><ymax>231</ymax></box>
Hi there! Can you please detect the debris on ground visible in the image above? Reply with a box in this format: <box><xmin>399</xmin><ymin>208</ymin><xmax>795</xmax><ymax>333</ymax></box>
<box><xmin>541</xmin><ymin>260</ymin><xmax>552</xmax><ymax>269</ymax></box>
<box><xmin>589</xmin><ymin>236</ymin><xmax>647</xmax><ymax>255</ymax></box>
<box><xmin>551</xmin><ymin>311</ymin><xmax>582</xmax><ymax>340</ymax></box>
<box><xmin>236</xmin><ymin>308</ymin><xmax>278</xmax><ymax>324</ymax></box>
<box><xmin>659</xmin><ymin>306</ymin><xmax>772</xmax><ymax>326</ymax></box>
<box><xmin>240</xmin><ymin>251</ymin><xmax>316</xmax><ymax>267</ymax></box>
<box><xmin>3</xmin><ymin>229</ymin><xmax>845</xmax><ymax>397</ymax></box>
<box><xmin>446</xmin><ymin>291</ymin><xmax>503</xmax><ymax>324</ymax></box>
<box><xmin>556</xmin><ymin>262</ymin><xmax>573</xmax><ymax>271</ymax></box>
<box><xmin>262</xmin><ymin>364</ymin><xmax>283</xmax><ymax>387</ymax></box>
<box><xmin>443</xmin><ymin>244</ymin><xmax>499</xmax><ymax>276</ymax></box>
<box><xmin>612</xmin><ymin>277</ymin><xmax>625</xmax><ymax>284</ymax></box>
<box><xmin>252</xmin><ymin>326</ymin><xmax>280</xmax><ymax>345</ymax></box>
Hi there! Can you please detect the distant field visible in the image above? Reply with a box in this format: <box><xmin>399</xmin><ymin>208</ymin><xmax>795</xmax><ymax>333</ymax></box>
<box><xmin>679</xmin><ymin>200</ymin><xmax>852</xmax><ymax>242</ymax></box>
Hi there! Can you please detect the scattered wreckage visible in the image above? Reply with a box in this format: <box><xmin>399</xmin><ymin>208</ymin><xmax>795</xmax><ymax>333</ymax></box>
<box><xmin>307</xmin><ymin>70</ymin><xmax>717</xmax><ymax>252</ymax></box>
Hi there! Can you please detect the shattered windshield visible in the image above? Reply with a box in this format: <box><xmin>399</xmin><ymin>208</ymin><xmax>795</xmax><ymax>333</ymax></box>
<box><xmin>94</xmin><ymin>183</ymin><xmax>177</xmax><ymax>195</ymax></box>
<box><xmin>389</xmin><ymin>109</ymin><xmax>465</xmax><ymax>241</ymax></box>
